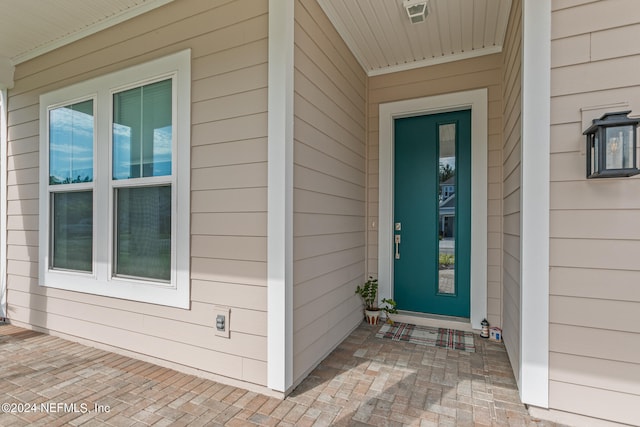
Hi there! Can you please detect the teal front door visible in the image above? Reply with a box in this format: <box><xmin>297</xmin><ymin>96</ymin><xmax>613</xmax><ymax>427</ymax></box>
<box><xmin>393</xmin><ymin>110</ymin><xmax>471</xmax><ymax>317</ymax></box>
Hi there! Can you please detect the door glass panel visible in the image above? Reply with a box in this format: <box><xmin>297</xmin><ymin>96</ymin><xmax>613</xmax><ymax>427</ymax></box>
<box><xmin>438</xmin><ymin>123</ymin><xmax>456</xmax><ymax>294</ymax></box>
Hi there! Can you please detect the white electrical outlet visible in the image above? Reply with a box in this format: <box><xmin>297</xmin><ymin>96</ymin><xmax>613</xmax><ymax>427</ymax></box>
<box><xmin>213</xmin><ymin>306</ymin><xmax>231</xmax><ymax>338</ymax></box>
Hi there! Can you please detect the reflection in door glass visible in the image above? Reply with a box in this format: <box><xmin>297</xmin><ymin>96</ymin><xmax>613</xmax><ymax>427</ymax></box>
<box><xmin>438</xmin><ymin>123</ymin><xmax>456</xmax><ymax>294</ymax></box>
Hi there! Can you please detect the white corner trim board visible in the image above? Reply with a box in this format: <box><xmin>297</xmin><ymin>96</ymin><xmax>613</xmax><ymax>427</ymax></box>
<box><xmin>0</xmin><ymin>89</ymin><xmax>7</xmax><ymax>318</ymax></box>
<box><xmin>267</xmin><ymin>0</ymin><xmax>294</xmax><ymax>394</ymax></box>
<box><xmin>519</xmin><ymin>0</ymin><xmax>550</xmax><ymax>409</ymax></box>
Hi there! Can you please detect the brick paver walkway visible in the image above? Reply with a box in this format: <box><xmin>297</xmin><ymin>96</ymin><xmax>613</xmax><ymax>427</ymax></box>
<box><xmin>0</xmin><ymin>322</ymin><xmax>558</xmax><ymax>426</ymax></box>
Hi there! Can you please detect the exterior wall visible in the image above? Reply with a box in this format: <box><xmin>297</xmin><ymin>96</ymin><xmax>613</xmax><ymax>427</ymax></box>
<box><xmin>367</xmin><ymin>56</ymin><xmax>503</xmax><ymax>327</ymax></box>
<box><xmin>292</xmin><ymin>0</ymin><xmax>367</xmax><ymax>384</ymax></box>
<box><xmin>548</xmin><ymin>1</ymin><xmax>640</xmax><ymax>424</ymax></box>
<box><xmin>501</xmin><ymin>0</ymin><xmax>522</xmax><ymax>383</ymax></box>
<box><xmin>6</xmin><ymin>0</ymin><xmax>270</xmax><ymax>388</ymax></box>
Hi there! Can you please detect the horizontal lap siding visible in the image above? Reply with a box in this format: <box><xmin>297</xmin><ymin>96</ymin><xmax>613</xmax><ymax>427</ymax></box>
<box><xmin>549</xmin><ymin>1</ymin><xmax>640</xmax><ymax>424</ymax></box>
<box><xmin>368</xmin><ymin>56</ymin><xmax>503</xmax><ymax>326</ymax></box>
<box><xmin>6</xmin><ymin>0</ymin><xmax>269</xmax><ymax>388</ymax></box>
<box><xmin>500</xmin><ymin>0</ymin><xmax>521</xmax><ymax>383</ymax></box>
<box><xmin>292</xmin><ymin>0</ymin><xmax>366</xmax><ymax>384</ymax></box>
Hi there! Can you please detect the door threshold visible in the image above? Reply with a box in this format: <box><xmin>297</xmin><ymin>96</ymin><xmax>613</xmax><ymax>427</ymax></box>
<box><xmin>393</xmin><ymin>311</ymin><xmax>473</xmax><ymax>332</ymax></box>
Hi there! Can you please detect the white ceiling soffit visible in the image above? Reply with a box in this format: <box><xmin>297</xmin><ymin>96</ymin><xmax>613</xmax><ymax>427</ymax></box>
<box><xmin>318</xmin><ymin>0</ymin><xmax>512</xmax><ymax>76</ymax></box>
<box><xmin>0</xmin><ymin>0</ymin><xmax>173</xmax><ymax>65</ymax></box>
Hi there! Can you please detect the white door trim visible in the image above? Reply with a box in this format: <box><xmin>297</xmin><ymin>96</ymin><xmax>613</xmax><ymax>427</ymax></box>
<box><xmin>378</xmin><ymin>89</ymin><xmax>488</xmax><ymax>329</ymax></box>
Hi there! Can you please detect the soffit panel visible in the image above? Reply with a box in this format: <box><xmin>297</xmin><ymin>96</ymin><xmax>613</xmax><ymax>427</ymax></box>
<box><xmin>318</xmin><ymin>0</ymin><xmax>512</xmax><ymax>76</ymax></box>
<box><xmin>0</xmin><ymin>0</ymin><xmax>173</xmax><ymax>64</ymax></box>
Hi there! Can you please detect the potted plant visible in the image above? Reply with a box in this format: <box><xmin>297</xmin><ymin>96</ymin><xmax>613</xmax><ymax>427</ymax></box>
<box><xmin>355</xmin><ymin>277</ymin><xmax>398</xmax><ymax>325</ymax></box>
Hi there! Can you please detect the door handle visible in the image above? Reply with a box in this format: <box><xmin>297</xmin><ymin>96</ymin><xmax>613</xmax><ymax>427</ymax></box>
<box><xmin>394</xmin><ymin>234</ymin><xmax>401</xmax><ymax>259</ymax></box>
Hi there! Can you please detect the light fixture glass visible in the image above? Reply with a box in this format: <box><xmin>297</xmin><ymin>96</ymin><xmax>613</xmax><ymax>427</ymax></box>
<box><xmin>403</xmin><ymin>0</ymin><xmax>429</xmax><ymax>24</ymax></box>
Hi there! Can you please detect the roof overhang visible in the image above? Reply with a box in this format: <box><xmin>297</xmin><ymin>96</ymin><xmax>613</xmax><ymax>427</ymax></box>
<box><xmin>2</xmin><ymin>0</ymin><xmax>512</xmax><ymax>82</ymax></box>
<box><xmin>0</xmin><ymin>0</ymin><xmax>173</xmax><ymax>70</ymax></box>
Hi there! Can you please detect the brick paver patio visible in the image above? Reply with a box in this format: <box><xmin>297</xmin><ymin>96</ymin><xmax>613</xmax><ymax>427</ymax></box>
<box><xmin>0</xmin><ymin>321</ymin><xmax>559</xmax><ymax>426</ymax></box>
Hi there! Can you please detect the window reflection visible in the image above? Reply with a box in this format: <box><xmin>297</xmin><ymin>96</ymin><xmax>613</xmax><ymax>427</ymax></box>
<box><xmin>49</xmin><ymin>100</ymin><xmax>94</xmax><ymax>184</ymax></box>
<box><xmin>438</xmin><ymin>123</ymin><xmax>456</xmax><ymax>295</ymax></box>
<box><xmin>113</xmin><ymin>79</ymin><xmax>172</xmax><ymax>180</ymax></box>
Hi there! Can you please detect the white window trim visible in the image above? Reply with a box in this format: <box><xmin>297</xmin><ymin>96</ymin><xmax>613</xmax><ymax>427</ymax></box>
<box><xmin>38</xmin><ymin>49</ymin><xmax>191</xmax><ymax>309</ymax></box>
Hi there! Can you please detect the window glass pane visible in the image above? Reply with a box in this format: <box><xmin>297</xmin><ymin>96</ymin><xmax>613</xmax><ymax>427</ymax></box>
<box><xmin>52</xmin><ymin>191</ymin><xmax>93</xmax><ymax>271</ymax></box>
<box><xmin>438</xmin><ymin>123</ymin><xmax>456</xmax><ymax>295</ymax></box>
<box><xmin>49</xmin><ymin>100</ymin><xmax>94</xmax><ymax>184</ymax></box>
<box><xmin>113</xmin><ymin>79</ymin><xmax>172</xmax><ymax>180</ymax></box>
<box><xmin>115</xmin><ymin>186</ymin><xmax>171</xmax><ymax>281</ymax></box>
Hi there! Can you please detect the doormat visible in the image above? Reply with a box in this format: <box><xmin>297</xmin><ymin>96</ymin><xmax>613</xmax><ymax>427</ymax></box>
<box><xmin>376</xmin><ymin>322</ymin><xmax>475</xmax><ymax>352</ymax></box>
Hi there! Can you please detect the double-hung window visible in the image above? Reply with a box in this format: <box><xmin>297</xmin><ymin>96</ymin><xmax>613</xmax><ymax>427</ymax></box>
<box><xmin>39</xmin><ymin>50</ymin><xmax>190</xmax><ymax>308</ymax></box>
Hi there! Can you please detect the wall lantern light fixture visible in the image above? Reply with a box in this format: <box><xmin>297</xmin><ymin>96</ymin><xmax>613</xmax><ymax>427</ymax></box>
<box><xmin>583</xmin><ymin>111</ymin><xmax>640</xmax><ymax>178</ymax></box>
<box><xmin>403</xmin><ymin>0</ymin><xmax>429</xmax><ymax>24</ymax></box>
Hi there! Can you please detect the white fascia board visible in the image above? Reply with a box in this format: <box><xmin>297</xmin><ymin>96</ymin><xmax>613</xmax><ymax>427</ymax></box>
<box><xmin>520</xmin><ymin>0</ymin><xmax>550</xmax><ymax>408</ymax></box>
<box><xmin>267</xmin><ymin>0</ymin><xmax>294</xmax><ymax>393</ymax></box>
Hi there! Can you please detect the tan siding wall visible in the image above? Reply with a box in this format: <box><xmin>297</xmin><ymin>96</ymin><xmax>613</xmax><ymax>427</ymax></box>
<box><xmin>500</xmin><ymin>0</ymin><xmax>521</xmax><ymax>383</ymax></box>
<box><xmin>6</xmin><ymin>0</ymin><xmax>269</xmax><ymax>388</ymax></box>
<box><xmin>292</xmin><ymin>0</ymin><xmax>367</xmax><ymax>384</ymax></box>
<box><xmin>367</xmin><ymin>57</ymin><xmax>502</xmax><ymax>326</ymax></box>
<box><xmin>549</xmin><ymin>1</ymin><xmax>640</xmax><ymax>424</ymax></box>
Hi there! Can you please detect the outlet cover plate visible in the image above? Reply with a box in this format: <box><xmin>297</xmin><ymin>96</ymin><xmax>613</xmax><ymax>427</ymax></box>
<box><xmin>213</xmin><ymin>306</ymin><xmax>231</xmax><ymax>338</ymax></box>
